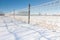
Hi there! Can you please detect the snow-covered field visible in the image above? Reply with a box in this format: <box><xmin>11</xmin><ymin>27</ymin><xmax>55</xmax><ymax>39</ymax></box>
<box><xmin>9</xmin><ymin>16</ymin><xmax>60</xmax><ymax>31</ymax></box>
<box><xmin>0</xmin><ymin>16</ymin><xmax>60</xmax><ymax>40</ymax></box>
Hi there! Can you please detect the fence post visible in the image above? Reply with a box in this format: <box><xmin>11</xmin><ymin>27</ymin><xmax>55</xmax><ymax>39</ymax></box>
<box><xmin>13</xmin><ymin>9</ymin><xmax>15</xmax><ymax>19</ymax></box>
<box><xmin>28</xmin><ymin>4</ymin><xmax>30</xmax><ymax>24</ymax></box>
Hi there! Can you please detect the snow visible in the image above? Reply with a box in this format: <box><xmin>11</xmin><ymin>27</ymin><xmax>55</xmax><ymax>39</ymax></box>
<box><xmin>0</xmin><ymin>16</ymin><xmax>60</xmax><ymax>40</ymax></box>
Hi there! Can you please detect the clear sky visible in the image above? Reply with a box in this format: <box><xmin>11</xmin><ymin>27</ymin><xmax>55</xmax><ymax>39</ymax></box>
<box><xmin>0</xmin><ymin>0</ymin><xmax>53</xmax><ymax>12</ymax></box>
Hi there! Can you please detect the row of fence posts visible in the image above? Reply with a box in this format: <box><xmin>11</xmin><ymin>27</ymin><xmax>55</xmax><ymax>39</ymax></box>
<box><xmin>13</xmin><ymin>4</ymin><xmax>30</xmax><ymax>24</ymax></box>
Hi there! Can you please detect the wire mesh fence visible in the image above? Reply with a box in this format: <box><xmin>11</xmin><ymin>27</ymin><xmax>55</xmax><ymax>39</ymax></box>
<box><xmin>5</xmin><ymin>0</ymin><xmax>60</xmax><ymax>30</ymax></box>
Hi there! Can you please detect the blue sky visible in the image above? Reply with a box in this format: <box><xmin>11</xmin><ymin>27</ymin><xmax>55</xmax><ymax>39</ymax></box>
<box><xmin>0</xmin><ymin>0</ymin><xmax>53</xmax><ymax>12</ymax></box>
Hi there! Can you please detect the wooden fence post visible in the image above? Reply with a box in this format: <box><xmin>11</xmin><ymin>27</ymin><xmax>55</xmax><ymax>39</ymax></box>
<box><xmin>28</xmin><ymin>4</ymin><xmax>30</xmax><ymax>24</ymax></box>
<box><xmin>13</xmin><ymin>9</ymin><xmax>15</xmax><ymax>19</ymax></box>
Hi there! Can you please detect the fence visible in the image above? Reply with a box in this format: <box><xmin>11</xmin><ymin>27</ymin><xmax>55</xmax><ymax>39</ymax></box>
<box><xmin>6</xmin><ymin>0</ymin><xmax>60</xmax><ymax>30</ymax></box>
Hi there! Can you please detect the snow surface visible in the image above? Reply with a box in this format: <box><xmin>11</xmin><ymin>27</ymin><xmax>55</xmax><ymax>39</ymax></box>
<box><xmin>0</xmin><ymin>16</ymin><xmax>60</xmax><ymax>40</ymax></box>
